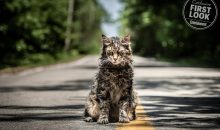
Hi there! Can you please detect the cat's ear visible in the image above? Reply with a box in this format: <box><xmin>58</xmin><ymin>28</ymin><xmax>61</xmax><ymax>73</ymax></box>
<box><xmin>102</xmin><ymin>34</ymin><xmax>111</xmax><ymax>46</ymax></box>
<box><xmin>102</xmin><ymin>34</ymin><xmax>107</xmax><ymax>39</ymax></box>
<box><xmin>121</xmin><ymin>34</ymin><xmax>131</xmax><ymax>45</ymax></box>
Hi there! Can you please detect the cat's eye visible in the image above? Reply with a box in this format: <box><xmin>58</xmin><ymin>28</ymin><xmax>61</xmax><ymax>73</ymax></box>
<box><xmin>119</xmin><ymin>50</ymin><xmax>126</xmax><ymax>56</ymax></box>
<box><xmin>107</xmin><ymin>51</ymin><xmax>113</xmax><ymax>55</ymax></box>
<box><xmin>119</xmin><ymin>52</ymin><xmax>124</xmax><ymax>56</ymax></box>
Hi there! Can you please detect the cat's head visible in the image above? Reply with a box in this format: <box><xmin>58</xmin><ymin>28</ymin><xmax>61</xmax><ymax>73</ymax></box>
<box><xmin>100</xmin><ymin>34</ymin><xmax>132</xmax><ymax>67</ymax></box>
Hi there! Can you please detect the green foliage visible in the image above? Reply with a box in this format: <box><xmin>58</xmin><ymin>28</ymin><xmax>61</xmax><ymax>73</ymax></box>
<box><xmin>120</xmin><ymin>0</ymin><xmax>220</xmax><ymax>66</ymax></box>
<box><xmin>16</xmin><ymin>50</ymin><xmax>79</xmax><ymax>68</ymax></box>
<box><xmin>0</xmin><ymin>0</ymin><xmax>106</xmax><ymax>68</ymax></box>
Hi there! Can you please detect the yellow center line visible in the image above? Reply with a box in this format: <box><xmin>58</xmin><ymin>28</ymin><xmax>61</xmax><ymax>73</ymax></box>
<box><xmin>116</xmin><ymin>99</ymin><xmax>154</xmax><ymax>130</ymax></box>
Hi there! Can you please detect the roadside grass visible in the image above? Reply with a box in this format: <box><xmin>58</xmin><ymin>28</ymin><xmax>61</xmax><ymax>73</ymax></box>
<box><xmin>0</xmin><ymin>39</ymin><xmax>101</xmax><ymax>75</ymax></box>
<box><xmin>0</xmin><ymin>50</ymin><xmax>84</xmax><ymax>75</ymax></box>
<box><xmin>156</xmin><ymin>56</ymin><xmax>220</xmax><ymax>68</ymax></box>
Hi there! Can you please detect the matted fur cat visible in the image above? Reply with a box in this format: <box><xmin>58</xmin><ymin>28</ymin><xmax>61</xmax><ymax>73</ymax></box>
<box><xmin>84</xmin><ymin>34</ymin><xmax>137</xmax><ymax>124</ymax></box>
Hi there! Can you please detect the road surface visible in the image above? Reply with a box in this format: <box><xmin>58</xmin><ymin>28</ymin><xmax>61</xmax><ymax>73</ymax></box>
<box><xmin>0</xmin><ymin>55</ymin><xmax>220</xmax><ymax>130</ymax></box>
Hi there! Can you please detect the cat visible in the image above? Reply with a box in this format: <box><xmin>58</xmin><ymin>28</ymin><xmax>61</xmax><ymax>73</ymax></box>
<box><xmin>84</xmin><ymin>34</ymin><xmax>137</xmax><ymax>124</ymax></box>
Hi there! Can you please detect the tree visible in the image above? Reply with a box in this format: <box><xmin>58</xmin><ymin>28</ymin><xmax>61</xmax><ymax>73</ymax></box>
<box><xmin>120</xmin><ymin>0</ymin><xmax>220</xmax><ymax>66</ymax></box>
<box><xmin>0</xmin><ymin>0</ymin><xmax>107</xmax><ymax>68</ymax></box>
<box><xmin>64</xmin><ymin>0</ymin><xmax>75</xmax><ymax>51</ymax></box>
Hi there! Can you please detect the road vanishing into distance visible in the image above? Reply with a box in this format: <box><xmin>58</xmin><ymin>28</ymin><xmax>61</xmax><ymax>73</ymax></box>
<box><xmin>0</xmin><ymin>55</ymin><xmax>220</xmax><ymax>130</ymax></box>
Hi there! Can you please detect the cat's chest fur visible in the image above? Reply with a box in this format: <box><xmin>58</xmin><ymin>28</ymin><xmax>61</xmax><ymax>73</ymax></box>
<box><xmin>110</xmin><ymin>83</ymin><xmax>122</xmax><ymax>104</ymax></box>
<box><xmin>99</xmin><ymin>67</ymin><xmax>133</xmax><ymax>104</ymax></box>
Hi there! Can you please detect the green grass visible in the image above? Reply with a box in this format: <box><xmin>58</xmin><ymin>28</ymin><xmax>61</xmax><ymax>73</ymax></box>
<box><xmin>156</xmin><ymin>55</ymin><xmax>220</xmax><ymax>68</ymax></box>
<box><xmin>0</xmin><ymin>50</ymin><xmax>84</xmax><ymax>74</ymax></box>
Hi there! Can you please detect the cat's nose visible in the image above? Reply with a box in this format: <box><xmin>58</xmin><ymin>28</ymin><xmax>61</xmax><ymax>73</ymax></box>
<box><xmin>113</xmin><ymin>57</ymin><xmax>117</xmax><ymax>61</ymax></box>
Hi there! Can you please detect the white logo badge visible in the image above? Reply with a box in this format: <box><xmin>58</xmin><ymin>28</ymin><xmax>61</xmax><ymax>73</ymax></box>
<box><xmin>183</xmin><ymin>0</ymin><xmax>218</xmax><ymax>30</ymax></box>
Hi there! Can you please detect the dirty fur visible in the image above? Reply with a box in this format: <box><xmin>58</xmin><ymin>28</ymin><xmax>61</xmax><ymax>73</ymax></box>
<box><xmin>84</xmin><ymin>34</ymin><xmax>137</xmax><ymax>124</ymax></box>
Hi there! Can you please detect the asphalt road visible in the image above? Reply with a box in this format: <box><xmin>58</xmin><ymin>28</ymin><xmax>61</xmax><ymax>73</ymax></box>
<box><xmin>0</xmin><ymin>55</ymin><xmax>220</xmax><ymax>130</ymax></box>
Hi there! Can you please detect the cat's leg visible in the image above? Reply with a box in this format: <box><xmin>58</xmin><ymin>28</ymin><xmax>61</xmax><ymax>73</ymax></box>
<box><xmin>132</xmin><ymin>108</ymin><xmax>136</xmax><ymax>120</ymax></box>
<box><xmin>119</xmin><ymin>96</ymin><xmax>130</xmax><ymax>123</ymax></box>
<box><xmin>127</xmin><ymin>107</ymin><xmax>136</xmax><ymax>121</ymax></box>
<box><xmin>84</xmin><ymin>94</ymin><xmax>100</xmax><ymax>122</ymax></box>
<box><xmin>109</xmin><ymin>104</ymin><xmax>119</xmax><ymax>122</ymax></box>
<box><xmin>128</xmin><ymin>90</ymin><xmax>137</xmax><ymax>121</ymax></box>
<box><xmin>84</xmin><ymin>108</ymin><xmax>93</xmax><ymax>122</ymax></box>
<box><xmin>96</xmin><ymin>80</ymin><xmax>110</xmax><ymax>124</ymax></box>
<box><xmin>97</xmin><ymin>97</ymin><xmax>110</xmax><ymax>124</ymax></box>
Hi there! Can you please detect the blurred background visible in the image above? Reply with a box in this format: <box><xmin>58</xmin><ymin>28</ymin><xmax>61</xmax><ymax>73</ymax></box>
<box><xmin>0</xmin><ymin>0</ymin><xmax>220</xmax><ymax>71</ymax></box>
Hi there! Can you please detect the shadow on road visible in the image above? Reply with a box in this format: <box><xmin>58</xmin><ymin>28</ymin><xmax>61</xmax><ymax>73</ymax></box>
<box><xmin>0</xmin><ymin>79</ymin><xmax>92</xmax><ymax>92</ymax></box>
<box><xmin>135</xmin><ymin>76</ymin><xmax>220</xmax><ymax>129</ymax></box>
<box><xmin>0</xmin><ymin>104</ymin><xmax>84</xmax><ymax>122</ymax></box>
<box><xmin>0</xmin><ymin>79</ymin><xmax>91</xmax><ymax>122</ymax></box>
<box><xmin>0</xmin><ymin>59</ymin><xmax>220</xmax><ymax>129</ymax></box>
<box><xmin>135</xmin><ymin>76</ymin><xmax>220</xmax><ymax>96</ymax></box>
<box><xmin>139</xmin><ymin>96</ymin><xmax>220</xmax><ymax>129</ymax></box>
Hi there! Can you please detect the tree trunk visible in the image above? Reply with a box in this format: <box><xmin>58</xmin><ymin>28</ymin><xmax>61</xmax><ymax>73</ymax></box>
<box><xmin>64</xmin><ymin>0</ymin><xmax>74</xmax><ymax>51</ymax></box>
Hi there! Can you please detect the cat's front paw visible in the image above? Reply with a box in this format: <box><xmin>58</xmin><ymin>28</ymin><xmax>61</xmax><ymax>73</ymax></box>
<box><xmin>84</xmin><ymin>117</ymin><xmax>93</xmax><ymax>122</ymax></box>
<box><xmin>97</xmin><ymin>117</ymin><xmax>109</xmax><ymax>124</ymax></box>
<box><xmin>128</xmin><ymin>111</ymin><xmax>136</xmax><ymax>121</ymax></box>
<box><xmin>119</xmin><ymin>116</ymin><xmax>130</xmax><ymax>123</ymax></box>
